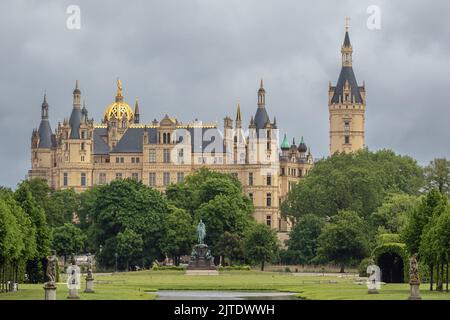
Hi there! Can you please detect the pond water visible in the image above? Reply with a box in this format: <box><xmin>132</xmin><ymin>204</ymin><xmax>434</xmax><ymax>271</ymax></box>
<box><xmin>155</xmin><ymin>290</ymin><xmax>298</xmax><ymax>300</ymax></box>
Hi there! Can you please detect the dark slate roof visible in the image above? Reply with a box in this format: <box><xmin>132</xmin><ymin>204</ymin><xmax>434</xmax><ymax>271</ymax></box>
<box><xmin>38</xmin><ymin>119</ymin><xmax>52</xmax><ymax>148</ymax></box>
<box><xmin>343</xmin><ymin>31</ymin><xmax>351</xmax><ymax>47</ymax></box>
<box><xmin>254</xmin><ymin>107</ymin><xmax>270</xmax><ymax>130</ymax></box>
<box><xmin>93</xmin><ymin>128</ymin><xmax>110</xmax><ymax>155</ymax></box>
<box><xmin>330</xmin><ymin>66</ymin><xmax>363</xmax><ymax>104</ymax></box>
<box><xmin>111</xmin><ymin>128</ymin><xmax>144</xmax><ymax>153</ymax></box>
<box><xmin>69</xmin><ymin>107</ymin><xmax>82</xmax><ymax>139</ymax></box>
<box><xmin>147</xmin><ymin>128</ymin><xmax>158</xmax><ymax>144</ymax></box>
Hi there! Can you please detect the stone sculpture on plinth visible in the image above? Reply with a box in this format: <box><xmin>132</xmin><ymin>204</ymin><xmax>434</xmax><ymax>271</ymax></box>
<box><xmin>366</xmin><ymin>263</ymin><xmax>381</xmax><ymax>294</ymax></box>
<box><xmin>408</xmin><ymin>254</ymin><xmax>421</xmax><ymax>300</ymax></box>
<box><xmin>84</xmin><ymin>253</ymin><xmax>95</xmax><ymax>293</ymax></box>
<box><xmin>66</xmin><ymin>256</ymin><xmax>81</xmax><ymax>299</ymax></box>
<box><xmin>43</xmin><ymin>250</ymin><xmax>58</xmax><ymax>300</ymax></box>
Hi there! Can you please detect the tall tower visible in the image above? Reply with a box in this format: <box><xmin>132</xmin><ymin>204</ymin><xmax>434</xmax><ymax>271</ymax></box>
<box><xmin>329</xmin><ymin>20</ymin><xmax>366</xmax><ymax>154</ymax></box>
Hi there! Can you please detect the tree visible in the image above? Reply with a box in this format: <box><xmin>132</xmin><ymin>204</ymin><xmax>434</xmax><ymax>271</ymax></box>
<box><xmin>214</xmin><ymin>232</ymin><xmax>245</xmax><ymax>266</ymax></box>
<box><xmin>285</xmin><ymin>214</ymin><xmax>325</xmax><ymax>265</ymax></box>
<box><xmin>52</xmin><ymin>223</ymin><xmax>86</xmax><ymax>262</ymax></box>
<box><xmin>419</xmin><ymin>203</ymin><xmax>450</xmax><ymax>291</ymax></box>
<box><xmin>424</xmin><ymin>158</ymin><xmax>450</xmax><ymax>196</ymax></box>
<box><xmin>281</xmin><ymin>149</ymin><xmax>424</xmax><ymax>222</ymax></box>
<box><xmin>401</xmin><ymin>189</ymin><xmax>447</xmax><ymax>255</ymax></box>
<box><xmin>369</xmin><ymin>193</ymin><xmax>418</xmax><ymax>235</ymax></box>
<box><xmin>316</xmin><ymin>210</ymin><xmax>369</xmax><ymax>273</ymax></box>
<box><xmin>244</xmin><ymin>224</ymin><xmax>279</xmax><ymax>271</ymax></box>
<box><xmin>160</xmin><ymin>206</ymin><xmax>195</xmax><ymax>265</ymax></box>
<box><xmin>46</xmin><ymin>189</ymin><xmax>80</xmax><ymax>226</ymax></box>
<box><xmin>14</xmin><ymin>182</ymin><xmax>52</xmax><ymax>283</ymax></box>
<box><xmin>167</xmin><ymin>168</ymin><xmax>254</xmax><ymax>252</ymax></box>
<box><xmin>87</xmin><ymin>179</ymin><xmax>169</xmax><ymax>269</ymax></box>
<box><xmin>116</xmin><ymin>228</ymin><xmax>144</xmax><ymax>271</ymax></box>
<box><xmin>195</xmin><ymin>194</ymin><xmax>254</xmax><ymax>250</ymax></box>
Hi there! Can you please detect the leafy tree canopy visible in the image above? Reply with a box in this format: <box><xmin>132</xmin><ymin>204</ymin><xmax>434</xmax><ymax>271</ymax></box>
<box><xmin>281</xmin><ymin>149</ymin><xmax>424</xmax><ymax>222</ymax></box>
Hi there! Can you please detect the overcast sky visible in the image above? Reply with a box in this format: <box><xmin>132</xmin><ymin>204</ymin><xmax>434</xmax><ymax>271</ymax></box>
<box><xmin>1</xmin><ymin>0</ymin><xmax>449</xmax><ymax>188</ymax></box>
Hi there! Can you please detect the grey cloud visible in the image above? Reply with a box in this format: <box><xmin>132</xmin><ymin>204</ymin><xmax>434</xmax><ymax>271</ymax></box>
<box><xmin>0</xmin><ymin>0</ymin><xmax>449</xmax><ymax>188</ymax></box>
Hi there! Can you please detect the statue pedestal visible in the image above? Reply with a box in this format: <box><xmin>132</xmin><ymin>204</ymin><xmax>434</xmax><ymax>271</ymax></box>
<box><xmin>67</xmin><ymin>288</ymin><xmax>80</xmax><ymax>299</ymax></box>
<box><xmin>85</xmin><ymin>276</ymin><xmax>95</xmax><ymax>293</ymax></box>
<box><xmin>408</xmin><ymin>282</ymin><xmax>421</xmax><ymax>300</ymax></box>
<box><xmin>368</xmin><ymin>288</ymin><xmax>379</xmax><ymax>294</ymax></box>
<box><xmin>188</xmin><ymin>244</ymin><xmax>216</xmax><ymax>270</ymax></box>
<box><xmin>43</xmin><ymin>283</ymin><xmax>57</xmax><ymax>300</ymax></box>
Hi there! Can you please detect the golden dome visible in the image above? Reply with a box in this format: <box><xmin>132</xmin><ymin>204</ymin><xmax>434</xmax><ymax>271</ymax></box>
<box><xmin>103</xmin><ymin>79</ymin><xmax>134</xmax><ymax>122</ymax></box>
<box><xmin>104</xmin><ymin>101</ymin><xmax>134</xmax><ymax>122</ymax></box>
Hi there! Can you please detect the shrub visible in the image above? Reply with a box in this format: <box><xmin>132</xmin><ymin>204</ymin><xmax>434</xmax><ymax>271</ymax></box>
<box><xmin>151</xmin><ymin>265</ymin><xmax>186</xmax><ymax>271</ymax></box>
<box><xmin>218</xmin><ymin>265</ymin><xmax>251</xmax><ymax>271</ymax></box>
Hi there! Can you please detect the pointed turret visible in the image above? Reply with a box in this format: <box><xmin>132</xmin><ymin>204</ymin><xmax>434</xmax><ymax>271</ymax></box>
<box><xmin>281</xmin><ymin>134</ymin><xmax>290</xmax><ymax>150</ymax></box>
<box><xmin>330</xmin><ymin>20</ymin><xmax>363</xmax><ymax>104</ymax></box>
<box><xmin>235</xmin><ymin>100</ymin><xmax>242</xmax><ymax>128</ymax></box>
<box><xmin>37</xmin><ymin>94</ymin><xmax>52</xmax><ymax>148</ymax></box>
<box><xmin>69</xmin><ymin>81</ymin><xmax>82</xmax><ymax>139</ymax></box>
<box><xmin>81</xmin><ymin>100</ymin><xmax>88</xmax><ymax>123</ymax></box>
<box><xmin>134</xmin><ymin>98</ymin><xmax>140</xmax><ymax>124</ymax></box>
<box><xmin>298</xmin><ymin>136</ymin><xmax>307</xmax><ymax>153</ymax></box>
<box><xmin>254</xmin><ymin>79</ymin><xmax>270</xmax><ymax>130</ymax></box>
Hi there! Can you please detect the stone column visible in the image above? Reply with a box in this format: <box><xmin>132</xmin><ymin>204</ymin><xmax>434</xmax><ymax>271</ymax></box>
<box><xmin>84</xmin><ymin>275</ymin><xmax>95</xmax><ymax>293</ymax></box>
<box><xmin>408</xmin><ymin>281</ymin><xmax>421</xmax><ymax>300</ymax></box>
<box><xmin>44</xmin><ymin>283</ymin><xmax>57</xmax><ymax>300</ymax></box>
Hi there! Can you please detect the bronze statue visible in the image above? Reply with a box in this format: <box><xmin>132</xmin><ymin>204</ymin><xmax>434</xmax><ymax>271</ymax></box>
<box><xmin>46</xmin><ymin>250</ymin><xmax>57</xmax><ymax>285</ymax></box>
<box><xmin>196</xmin><ymin>220</ymin><xmax>206</xmax><ymax>244</ymax></box>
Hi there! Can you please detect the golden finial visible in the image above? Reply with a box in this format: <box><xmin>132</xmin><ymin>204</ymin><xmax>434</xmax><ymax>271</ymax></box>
<box><xmin>117</xmin><ymin>78</ymin><xmax>123</xmax><ymax>97</ymax></box>
<box><xmin>345</xmin><ymin>17</ymin><xmax>350</xmax><ymax>32</ymax></box>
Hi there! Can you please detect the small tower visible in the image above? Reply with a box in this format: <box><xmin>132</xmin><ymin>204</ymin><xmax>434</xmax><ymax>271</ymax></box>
<box><xmin>257</xmin><ymin>79</ymin><xmax>265</xmax><ymax>107</ymax></box>
<box><xmin>134</xmin><ymin>98</ymin><xmax>140</xmax><ymax>124</ymax></box>
<box><xmin>235</xmin><ymin>100</ymin><xmax>242</xmax><ymax>129</ymax></box>
<box><xmin>280</xmin><ymin>134</ymin><xmax>290</xmax><ymax>157</ymax></box>
<box><xmin>329</xmin><ymin>19</ymin><xmax>366</xmax><ymax>154</ymax></box>
<box><xmin>30</xmin><ymin>94</ymin><xmax>53</xmax><ymax>180</ymax></box>
<box><xmin>69</xmin><ymin>80</ymin><xmax>83</xmax><ymax>139</ymax></box>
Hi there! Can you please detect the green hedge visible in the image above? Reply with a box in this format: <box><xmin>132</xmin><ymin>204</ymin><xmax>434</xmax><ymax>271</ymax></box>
<box><xmin>151</xmin><ymin>265</ymin><xmax>186</xmax><ymax>271</ymax></box>
<box><xmin>372</xmin><ymin>242</ymin><xmax>410</xmax><ymax>283</ymax></box>
<box><xmin>218</xmin><ymin>265</ymin><xmax>251</xmax><ymax>271</ymax></box>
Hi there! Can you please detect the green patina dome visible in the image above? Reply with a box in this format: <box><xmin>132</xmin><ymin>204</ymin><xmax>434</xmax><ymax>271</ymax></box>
<box><xmin>281</xmin><ymin>134</ymin><xmax>290</xmax><ymax>149</ymax></box>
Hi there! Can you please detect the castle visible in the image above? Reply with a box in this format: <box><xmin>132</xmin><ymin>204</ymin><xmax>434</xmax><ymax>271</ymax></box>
<box><xmin>29</xmin><ymin>26</ymin><xmax>365</xmax><ymax>236</ymax></box>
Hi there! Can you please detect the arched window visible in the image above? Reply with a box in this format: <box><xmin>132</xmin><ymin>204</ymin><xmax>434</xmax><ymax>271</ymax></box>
<box><xmin>163</xmin><ymin>133</ymin><xmax>167</xmax><ymax>144</ymax></box>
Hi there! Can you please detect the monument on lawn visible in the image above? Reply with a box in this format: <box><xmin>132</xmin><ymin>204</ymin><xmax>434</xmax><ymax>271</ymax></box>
<box><xmin>187</xmin><ymin>220</ymin><xmax>215</xmax><ymax>271</ymax></box>
<box><xmin>43</xmin><ymin>250</ymin><xmax>58</xmax><ymax>300</ymax></box>
<box><xmin>408</xmin><ymin>253</ymin><xmax>421</xmax><ymax>300</ymax></box>
<box><xmin>84</xmin><ymin>253</ymin><xmax>95</xmax><ymax>293</ymax></box>
<box><xmin>366</xmin><ymin>263</ymin><xmax>381</xmax><ymax>294</ymax></box>
<box><xmin>66</xmin><ymin>256</ymin><xmax>81</xmax><ymax>299</ymax></box>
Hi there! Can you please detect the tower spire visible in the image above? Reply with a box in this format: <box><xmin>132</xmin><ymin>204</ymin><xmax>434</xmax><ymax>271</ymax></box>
<box><xmin>134</xmin><ymin>98</ymin><xmax>140</xmax><ymax>124</ymax></box>
<box><xmin>73</xmin><ymin>80</ymin><xmax>81</xmax><ymax>108</ymax></box>
<box><xmin>341</xmin><ymin>18</ymin><xmax>353</xmax><ymax>67</ymax></box>
<box><xmin>257</xmin><ymin>78</ymin><xmax>266</xmax><ymax>108</ymax></box>
<box><xmin>235</xmin><ymin>100</ymin><xmax>242</xmax><ymax>129</ymax></box>
<box><xmin>41</xmin><ymin>93</ymin><xmax>49</xmax><ymax>119</ymax></box>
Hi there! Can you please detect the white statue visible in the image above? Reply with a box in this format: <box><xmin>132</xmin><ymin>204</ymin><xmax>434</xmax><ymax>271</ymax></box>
<box><xmin>366</xmin><ymin>264</ymin><xmax>381</xmax><ymax>291</ymax></box>
<box><xmin>66</xmin><ymin>258</ymin><xmax>81</xmax><ymax>290</ymax></box>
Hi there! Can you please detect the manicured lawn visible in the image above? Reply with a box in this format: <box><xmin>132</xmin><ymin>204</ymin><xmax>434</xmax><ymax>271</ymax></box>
<box><xmin>0</xmin><ymin>270</ymin><xmax>449</xmax><ymax>300</ymax></box>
